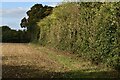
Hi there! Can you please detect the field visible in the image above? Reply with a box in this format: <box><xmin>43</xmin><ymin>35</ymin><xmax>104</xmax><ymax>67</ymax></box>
<box><xmin>2</xmin><ymin>43</ymin><xmax>120</xmax><ymax>78</ymax></box>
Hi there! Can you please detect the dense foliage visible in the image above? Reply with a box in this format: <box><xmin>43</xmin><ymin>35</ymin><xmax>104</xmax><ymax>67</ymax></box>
<box><xmin>1</xmin><ymin>26</ymin><xmax>30</xmax><ymax>43</ymax></box>
<box><xmin>20</xmin><ymin>4</ymin><xmax>53</xmax><ymax>41</ymax></box>
<box><xmin>37</xmin><ymin>2</ymin><xmax>120</xmax><ymax>70</ymax></box>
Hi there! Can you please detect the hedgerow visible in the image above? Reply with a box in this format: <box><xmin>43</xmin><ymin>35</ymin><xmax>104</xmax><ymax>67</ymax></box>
<box><xmin>37</xmin><ymin>2</ymin><xmax>120</xmax><ymax>70</ymax></box>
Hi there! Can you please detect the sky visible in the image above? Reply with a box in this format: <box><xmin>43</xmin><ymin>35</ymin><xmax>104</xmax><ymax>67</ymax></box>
<box><xmin>0</xmin><ymin>1</ymin><xmax>63</xmax><ymax>30</ymax></box>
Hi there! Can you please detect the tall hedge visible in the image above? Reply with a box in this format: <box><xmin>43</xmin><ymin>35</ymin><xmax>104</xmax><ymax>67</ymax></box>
<box><xmin>37</xmin><ymin>2</ymin><xmax>120</xmax><ymax>70</ymax></box>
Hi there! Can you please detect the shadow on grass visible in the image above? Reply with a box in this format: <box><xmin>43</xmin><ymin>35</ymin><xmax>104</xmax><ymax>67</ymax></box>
<box><xmin>2</xmin><ymin>64</ymin><xmax>120</xmax><ymax>78</ymax></box>
<box><xmin>2</xmin><ymin>56</ymin><xmax>120</xmax><ymax>78</ymax></box>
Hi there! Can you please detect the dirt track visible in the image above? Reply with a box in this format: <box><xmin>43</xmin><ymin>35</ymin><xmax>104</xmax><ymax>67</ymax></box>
<box><xmin>2</xmin><ymin>43</ymin><xmax>66</xmax><ymax>78</ymax></box>
<box><xmin>2</xmin><ymin>43</ymin><xmax>120</xmax><ymax>78</ymax></box>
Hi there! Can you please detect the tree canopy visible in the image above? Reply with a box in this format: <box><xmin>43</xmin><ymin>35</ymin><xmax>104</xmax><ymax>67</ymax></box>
<box><xmin>1</xmin><ymin>26</ymin><xmax>30</xmax><ymax>43</ymax></box>
<box><xmin>20</xmin><ymin>4</ymin><xmax>53</xmax><ymax>41</ymax></box>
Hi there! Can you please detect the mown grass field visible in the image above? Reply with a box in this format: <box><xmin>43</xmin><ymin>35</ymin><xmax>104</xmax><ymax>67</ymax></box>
<box><xmin>2</xmin><ymin>43</ymin><xmax>120</xmax><ymax>78</ymax></box>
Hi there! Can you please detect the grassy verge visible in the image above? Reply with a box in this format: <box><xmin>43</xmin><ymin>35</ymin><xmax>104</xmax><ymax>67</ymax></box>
<box><xmin>30</xmin><ymin>43</ymin><xmax>120</xmax><ymax>78</ymax></box>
